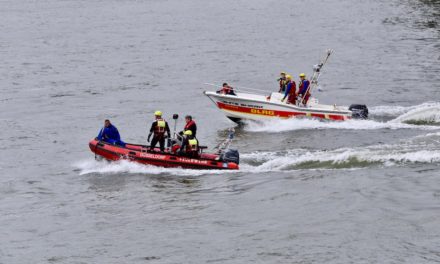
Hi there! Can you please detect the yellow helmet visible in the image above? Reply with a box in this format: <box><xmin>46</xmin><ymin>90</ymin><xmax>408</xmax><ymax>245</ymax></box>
<box><xmin>184</xmin><ymin>130</ymin><xmax>192</xmax><ymax>136</ymax></box>
<box><xmin>299</xmin><ymin>73</ymin><xmax>306</xmax><ymax>77</ymax></box>
<box><xmin>285</xmin><ymin>75</ymin><xmax>292</xmax><ymax>80</ymax></box>
<box><xmin>154</xmin><ymin>110</ymin><xmax>162</xmax><ymax>116</ymax></box>
<box><xmin>280</xmin><ymin>71</ymin><xmax>286</xmax><ymax>75</ymax></box>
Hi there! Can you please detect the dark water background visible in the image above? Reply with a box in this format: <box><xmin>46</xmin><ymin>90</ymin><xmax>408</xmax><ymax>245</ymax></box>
<box><xmin>1</xmin><ymin>0</ymin><xmax>440</xmax><ymax>263</ymax></box>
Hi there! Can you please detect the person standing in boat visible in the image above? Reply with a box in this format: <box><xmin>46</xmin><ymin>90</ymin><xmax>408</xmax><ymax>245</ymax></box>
<box><xmin>217</xmin><ymin>83</ymin><xmax>236</xmax><ymax>96</ymax></box>
<box><xmin>97</xmin><ymin>119</ymin><xmax>126</xmax><ymax>147</ymax></box>
<box><xmin>278</xmin><ymin>72</ymin><xmax>287</xmax><ymax>93</ymax></box>
<box><xmin>179</xmin><ymin>115</ymin><xmax>197</xmax><ymax>138</ymax></box>
<box><xmin>281</xmin><ymin>75</ymin><xmax>297</xmax><ymax>104</ymax></box>
<box><xmin>147</xmin><ymin>111</ymin><xmax>170</xmax><ymax>153</ymax></box>
<box><xmin>297</xmin><ymin>73</ymin><xmax>311</xmax><ymax>105</ymax></box>
<box><xmin>179</xmin><ymin>130</ymin><xmax>199</xmax><ymax>158</ymax></box>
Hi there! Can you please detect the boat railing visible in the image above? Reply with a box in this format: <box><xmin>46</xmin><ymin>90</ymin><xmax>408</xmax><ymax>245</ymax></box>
<box><xmin>204</xmin><ymin>83</ymin><xmax>272</xmax><ymax>96</ymax></box>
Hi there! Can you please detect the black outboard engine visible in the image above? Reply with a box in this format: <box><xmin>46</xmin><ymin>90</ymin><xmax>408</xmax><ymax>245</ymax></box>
<box><xmin>221</xmin><ymin>149</ymin><xmax>240</xmax><ymax>164</ymax></box>
<box><xmin>349</xmin><ymin>104</ymin><xmax>369</xmax><ymax>119</ymax></box>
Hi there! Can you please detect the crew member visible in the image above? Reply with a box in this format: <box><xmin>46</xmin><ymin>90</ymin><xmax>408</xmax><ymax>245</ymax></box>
<box><xmin>97</xmin><ymin>119</ymin><xmax>126</xmax><ymax>147</ymax></box>
<box><xmin>278</xmin><ymin>72</ymin><xmax>287</xmax><ymax>93</ymax></box>
<box><xmin>147</xmin><ymin>111</ymin><xmax>170</xmax><ymax>152</ymax></box>
<box><xmin>179</xmin><ymin>130</ymin><xmax>199</xmax><ymax>158</ymax></box>
<box><xmin>298</xmin><ymin>73</ymin><xmax>311</xmax><ymax>105</ymax></box>
<box><xmin>179</xmin><ymin>115</ymin><xmax>197</xmax><ymax>138</ymax></box>
<box><xmin>281</xmin><ymin>75</ymin><xmax>297</xmax><ymax>104</ymax></box>
<box><xmin>218</xmin><ymin>83</ymin><xmax>236</xmax><ymax>96</ymax></box>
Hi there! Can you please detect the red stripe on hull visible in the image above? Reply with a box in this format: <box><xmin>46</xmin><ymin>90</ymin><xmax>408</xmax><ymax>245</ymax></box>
<box><xmin>217</xmin><ymin>102</ymin><xmax>349</xmax><ymax>121</ymax></box>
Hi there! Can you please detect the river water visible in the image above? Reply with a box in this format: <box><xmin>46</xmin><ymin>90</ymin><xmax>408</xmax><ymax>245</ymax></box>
<box><xmin>1</xmin><ymin>0</ymin><xmax>440</xmax><ymax>263</ymax></box>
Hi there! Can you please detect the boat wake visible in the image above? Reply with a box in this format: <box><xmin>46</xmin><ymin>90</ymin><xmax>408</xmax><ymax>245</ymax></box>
<box><xmin>74</xmin><ymin>132</ymin><xmax>440</xmax><ymax>175</ymax></box>
<box><xmin>245</xmin><ymin>102</ymin><xmax>440</xmax><ymax>132</ymax></box>
<box><xmin>241</xmin><ymin>131</ymin><xmax>440</xmax><ymax>171</ymax></box>
<box><xmin>370</xmin><ymin>102</ymin><xmax>440</xmax><ymax>118</ymax></box>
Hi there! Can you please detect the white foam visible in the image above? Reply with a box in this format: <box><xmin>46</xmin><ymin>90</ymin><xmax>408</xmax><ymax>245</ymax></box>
<box><xmin>370</xmin><ymin>102</ymin><xmax>440</xmax><ymax>116</ymax></box>
<box><xmin>241</xmin><ymin>147</ymin><xmax>440</xmax><ymax>172</ymax></box>
<box><xmin>73</xmin><ymin>159</ymin><xmax>235</xmax><ymax>176</ymax></box>
<box><xmin>390</xmin><ymin>105</ymin><xmax>440</xmax><ymax>124</ymax></box>
<box><xmin>244</xmin><ymin>118</ymin><xmax>438</xmax><ymax>133</ymax></box>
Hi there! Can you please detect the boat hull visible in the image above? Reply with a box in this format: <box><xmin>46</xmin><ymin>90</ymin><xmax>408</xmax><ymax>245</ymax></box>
<box><xmin>89</xmin><ymin>139</ymin><xmax>239</xmax><ymax>170</ymax></box>
<box><xmin>204</xmin><ymin>91</ymin><xmax>353</xmax><ymax>122</ymax></box>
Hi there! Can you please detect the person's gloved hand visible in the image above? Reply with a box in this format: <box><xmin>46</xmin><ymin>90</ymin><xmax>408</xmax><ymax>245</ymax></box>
<box><xmin>147</xmin><ymin>133</ymin><xmax>151</xmax><ymax>142</ymax></box>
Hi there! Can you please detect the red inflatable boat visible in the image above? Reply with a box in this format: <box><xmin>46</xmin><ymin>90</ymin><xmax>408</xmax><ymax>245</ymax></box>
<box><xmin>89</xmin><ymin>138</ymin><xmax>239</xmax><ymax>170</ymax></box>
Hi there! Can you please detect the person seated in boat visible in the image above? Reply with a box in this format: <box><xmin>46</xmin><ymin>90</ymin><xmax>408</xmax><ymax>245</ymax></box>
<box><xmin>147</xmin><ymin>111</ymin><xmax>170</xmax><ymax>153</ymax></box>
<box><xmin>178</xmin><ymin>130</ymin><xmax>199</xmax><ymax>158</ymax></box>
<box><xmin>297</xmin><ymin>73</ymin><xmax>311</xmax><ymax>105</ymax></box>
<box><xmin>217</xmin><ymin>83</ymin><xmax>236</xmax><ymax>96</ymax></box>
<box><xmin>281</xmin><ymin>75</ymin><xmax>297</xmax><ymax>104</ymax></box>
<box><xmin>178</xmin><ymin>115</ymin><xmax>197</xmax><ymax>138</ymax></box>
<box><xmin>97</xmin><ymin>119</ymin><xmax>126</xmax><ymax>147</ymax></box>
<box><xmin>277</xmin><ymin>71</ymin><xmax>287</xmax><ymax>93</ymax></box>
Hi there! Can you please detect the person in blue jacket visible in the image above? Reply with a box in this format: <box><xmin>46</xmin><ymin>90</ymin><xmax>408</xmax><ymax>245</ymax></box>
<box><xmin>281</xmin><ymin>75</ymin><xmax>297</xmax><ymax>104</ymax></box>
<box><xmin>298</xmin><ymin>73</ymin><xmax>311</xmax><ymax>105</ymax></box>
<box><xmin>97</xmin><ymin>119</ymin><xmax>126</xmax><ymax>147</ymax></box>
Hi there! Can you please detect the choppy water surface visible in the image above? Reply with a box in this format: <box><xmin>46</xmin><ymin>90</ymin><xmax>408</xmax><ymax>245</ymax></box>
<box><xmin>1</xmin><ymin>0</ymin><xmax>440</xmax><ymax>263</ymax></box>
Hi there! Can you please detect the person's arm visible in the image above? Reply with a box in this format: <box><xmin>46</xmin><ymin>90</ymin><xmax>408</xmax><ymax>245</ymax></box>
<box><xmin>149</xmin><ymin>121</ymin><xmax>156</xmax><ymax>133</ymax></box>
<box><xmin>147</xmin><ymin>122</ymin><xmax>156</xmax><ymax>142</ymax></box>
<box><xmin>97</xmin><ymin>127</ymin><xmax>104</xmax><ymax>140</ymax></box>
<box><xmin>283</xmin><ymin>83</ymin><xmax>291</xmax><ymax>100</ymax></box>
<box><xmin>113</xmin><ymin>127</ymin><xmax>121</xmax><ymax>140</ymax></box>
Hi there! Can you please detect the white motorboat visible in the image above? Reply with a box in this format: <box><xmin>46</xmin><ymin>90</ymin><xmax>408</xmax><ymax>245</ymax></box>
<box><xmin>204</xmin><ymin>50</ymin><xmax>368</xmax><ymax>123</ymax></box>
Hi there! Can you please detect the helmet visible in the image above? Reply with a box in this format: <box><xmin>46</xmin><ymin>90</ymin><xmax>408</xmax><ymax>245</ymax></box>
<box><xmin>299</xmin><ymin>73</ymin><xmax>306</xmax><ymax>77</ymax></box>
<box><xmin>285</xmin><ymin>75</ymin><xmax>292</xmax><ymax>80</ymax></box>
<box><xmin>154</xmin><ymin>110</ymin><xmax>162</xmax><ymax>116</ymax></box>
<box><xmin>184</xmin><ymin>130</ymin><xmax>192</xmax><ymax>136</ymax></box>
<box><xmin>280</xmin><ymin>71</ymin><xmax>286</xmax><ymax>75</ymax></box>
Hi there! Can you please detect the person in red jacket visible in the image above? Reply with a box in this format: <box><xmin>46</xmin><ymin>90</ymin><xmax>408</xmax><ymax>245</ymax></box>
<box><xmin>217</xmin><ymin>83</ymin><xmax>236</xmax><ymax>96</ymax></box>
<box><xmin>178</xmin><ymin>115</ymin><xmax>197</xmax><ymax>138</ymax></box>
<box><xmin>281</xmin><ymin>75</ymin><xmax>297</xmax><ymax>104</ymax></box>
<box><xmin>182</xmin><ymin>115</ymin><xmax>197</xmax><ymax>138</ymax></box>
<box><xmin>298</xmin><ymin>73</ymin><xmax>311</xmax><ymax>105</ymax></box>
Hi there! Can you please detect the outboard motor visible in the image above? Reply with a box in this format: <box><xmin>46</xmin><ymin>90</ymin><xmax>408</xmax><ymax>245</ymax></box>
<box><xmin>349</xmin><ymin>104</ymin><xmax>369</xmax><ymax>119</ymax></box>
<box><xmin>221</xmin><ymin>149</ymin><xmax>240</xmax><ymax>164</ymax></box>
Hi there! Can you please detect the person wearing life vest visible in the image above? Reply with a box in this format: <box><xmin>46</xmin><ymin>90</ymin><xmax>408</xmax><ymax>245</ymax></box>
<box><xmin>179</xmin><ymin>115</ymin><xmax>197</xmax><ymax>138</ymax></box>
<box><xmin>179</xmin><ymin>130</ymin><xmax>199</xmax><ymax>158</ymax></box>
<box><xmin>278</xmin><ymin>72</ymin><xmax>287</xmax><ymax>93</ymax></box>
<box><xmin>147</xmin><ymin>110</ymin><xmax>170</xmax><ymax>152</ymax></box>
<box><xmin>297</xmin><ymin>73</ymin><xmax>311</xmax><ymax>105</ymax></box>
<box><xmin>217</xmin><ymin>83</ymin><xmax>236</xmax><ymax>96</ymax></box>
<box><xmin>97</xmin><ymin>119</ymin><xmax>126</xmax><ymax>147</ymax></box>
<box><xmin>281</xmin><ymin>75</ymin><xmax>297</xmax><ymax>104</ymax></box>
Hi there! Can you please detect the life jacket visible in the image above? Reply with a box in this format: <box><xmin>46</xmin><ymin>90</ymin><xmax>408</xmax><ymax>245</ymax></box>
<box><xmin>184</xmin><ymin>120</ymin><xmax>195</xmax><ymax>131</ymax></box>
<box><xmin>287</xmin><ymin>81</ymin><xmax>296</xmax><ymax>95</ymax></box>
<box><xmin>154</xmin><ymin>119</ymin><xmax>166</xmax><ymax>134</ymax></box>
<box><xmin>222</xmin><ymin>86</ymin><xmax>232</xmax><ymax>94</ymax></box>
<box><xmin>299</xmin><ymin>80</ymin><xmax>310</xmax><ymax>95</ymax></box>
<box><xmin>279</xmin><ymin>77</ymin><xmax>287</xmax><ymax>91</ymax></box>
<box><xmin>187</xmin><ymin>138</ymin><xmax>198</xmax><ymax>152</ymax></box>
